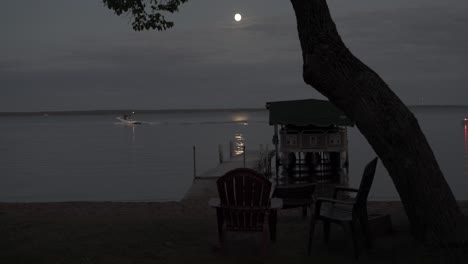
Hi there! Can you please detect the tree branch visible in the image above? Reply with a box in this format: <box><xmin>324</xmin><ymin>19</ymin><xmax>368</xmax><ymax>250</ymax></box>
<box><xmin>103</xmin><ymin>0</ymin><xmax>189</xmax><ymax>31</ymax></box>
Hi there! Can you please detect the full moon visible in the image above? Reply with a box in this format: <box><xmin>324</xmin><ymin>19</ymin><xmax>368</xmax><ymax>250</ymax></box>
<box><xmin>234</xmin><ymin>13</ymin><xmax>242</xmax><ymax>22</ymax></box>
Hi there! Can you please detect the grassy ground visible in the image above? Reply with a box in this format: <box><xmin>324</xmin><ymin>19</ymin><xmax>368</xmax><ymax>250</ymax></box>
<box><xmin>1</xmin><ymin>202</ymin><xmax>467</xmax><ymax>264</ymax></box>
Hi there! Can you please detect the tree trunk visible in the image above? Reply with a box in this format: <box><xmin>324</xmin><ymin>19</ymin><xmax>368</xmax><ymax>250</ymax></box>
<box><xmin>290</xmin><ymin>0</ymin><xmax>466</xmax><ymax>245</ymax></box>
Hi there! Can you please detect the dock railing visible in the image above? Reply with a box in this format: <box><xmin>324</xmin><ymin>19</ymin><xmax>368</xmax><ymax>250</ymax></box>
<box><xmin>256</xmin><ymin>148</ymin><xmax>275</xmax><ymax>178</ymax></box>
<box><xmin>192</xmin><ymin>142</ymin><xmax>274</xmax><ymax>180</ymax></box>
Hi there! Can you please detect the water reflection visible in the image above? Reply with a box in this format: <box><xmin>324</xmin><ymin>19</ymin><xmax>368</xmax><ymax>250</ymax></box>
<box><xmin>119</xmin><ymin>123</ymin><xmax>137</xmax><ymax>142</ymax></box>
<box><xmin>231</xmin><ymin>113</ymin><xmax>248</xmax><ymax>123</ymax></box>
<box><xmin>230</xmin><ymin>113</ymin><xmax>249</xmax><ymax>126</ymax></box>
<box><xmin>233</xmin><ymin>133</ymin><xmax>245</xmax><ymax>155</ymax></box>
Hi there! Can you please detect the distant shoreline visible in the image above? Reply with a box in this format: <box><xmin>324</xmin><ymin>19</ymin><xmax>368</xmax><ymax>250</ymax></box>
<box><xmin>0</xmin><ymin>105</ymin><xmax>467</xmax><ymax>117</ymax></box>
<box><xmin>0</xmin><ymin>108</ymin><xmax>267</xmax><ymax>117</ymax></box>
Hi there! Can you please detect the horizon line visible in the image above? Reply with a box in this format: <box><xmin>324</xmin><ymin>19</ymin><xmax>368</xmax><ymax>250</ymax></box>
<box><xmin>0</xmin><ymin>104</ymin><xmax>467</xmax><ymax>116</ymax></box>
<box><xmin>0</xmin><ymin>107</ymin><xmax>267</xmax><ymax>116</ymax></box>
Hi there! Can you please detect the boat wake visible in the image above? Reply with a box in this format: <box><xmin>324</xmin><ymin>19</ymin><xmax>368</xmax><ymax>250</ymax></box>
<box><xmin>114</xmin><ymin>121</ymin><xmax>160</xmax><ymax>126</ymax></box>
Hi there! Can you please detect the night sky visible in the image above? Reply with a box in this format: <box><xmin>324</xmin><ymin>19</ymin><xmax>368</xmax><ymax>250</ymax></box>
<box><xmin>1</xmin><ymin>0</ymin><xmax>467</xmax><ymax>112</ymax></box>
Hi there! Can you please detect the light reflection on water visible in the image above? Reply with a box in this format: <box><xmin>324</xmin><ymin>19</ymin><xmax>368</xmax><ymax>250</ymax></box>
<box><xmin>233</xmin><ymin>133</ymin><xmax>245</xmax><ymax>155</ymax></box>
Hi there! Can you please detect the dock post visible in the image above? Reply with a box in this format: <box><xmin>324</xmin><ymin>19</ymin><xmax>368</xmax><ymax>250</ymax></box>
<box><xmin>243</xmin><ymin>145</ymin><xmax>246</xmax><ymax>167</ymax></box>
<box><xmin>218</xmin><ymin>144</ymin><xmax>224</xmax><ymax>164</ymax></box>
<box><xmin>193</xmin><ymin>145</ymin><xmax>197</xmax><ymax>180</ymax></box>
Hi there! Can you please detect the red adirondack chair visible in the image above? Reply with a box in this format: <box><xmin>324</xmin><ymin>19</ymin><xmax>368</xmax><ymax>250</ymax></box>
<box><xmin>209</xmin><ymin>168</ymin><xmax>282</xmax><ymax>250</ymax></box>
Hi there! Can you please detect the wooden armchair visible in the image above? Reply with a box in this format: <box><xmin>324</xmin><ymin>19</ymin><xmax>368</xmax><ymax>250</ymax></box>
<box><xmin>308</xmin><ymin>157</ymin><xmax>378</xmax><ymax>259</ymax></box>
<box><xmin>209</xmin><ymin>168</ymin><xmax>282</xmax><ymax>250</ymax></box>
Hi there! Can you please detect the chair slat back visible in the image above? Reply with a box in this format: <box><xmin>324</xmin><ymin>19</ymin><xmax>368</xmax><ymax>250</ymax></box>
<box><xmin>217</xmin><ymin>168</ymin><xmax>272</xmax><ymax>231</ymax></box>
<box><xmin>354</xmin><ymin>157</ymin><xmax>378</xmax><ymax>212</ymax></box>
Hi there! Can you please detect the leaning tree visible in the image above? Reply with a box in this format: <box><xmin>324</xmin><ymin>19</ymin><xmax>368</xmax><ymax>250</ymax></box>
<box><xmin>102</xmin><ymin>0</ymin><xmax>466</xmax><ymax>246</ymax></box>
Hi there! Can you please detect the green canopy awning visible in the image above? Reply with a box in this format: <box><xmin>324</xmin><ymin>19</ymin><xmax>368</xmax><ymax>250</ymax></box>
<box><xmin>266</xmin><ymin>99</ymin><xmax>354</xmax><ymax>126</ymax></box>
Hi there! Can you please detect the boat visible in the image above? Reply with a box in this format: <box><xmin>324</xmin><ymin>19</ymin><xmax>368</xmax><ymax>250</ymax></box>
<box><xmin>116</xmin><ymin>113</ymin><xmax>142</xmax><ymax>125</ymax></box>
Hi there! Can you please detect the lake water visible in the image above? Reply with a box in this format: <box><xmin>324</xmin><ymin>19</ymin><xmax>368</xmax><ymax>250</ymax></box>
<box><xmin>1</xmin><ymin>107</ymin><xmax>467</xmax><ymax>202</ymax></box>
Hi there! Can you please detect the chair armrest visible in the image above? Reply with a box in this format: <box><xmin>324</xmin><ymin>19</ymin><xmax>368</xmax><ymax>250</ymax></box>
<box><xmin>270</xmin><ymin>198</ymin><xmax>283</xmax><ymax>209</ymax></box>
<box><xmin>335</xmin><ymin>186</ymin><xmax>359</xmax><ymax>192</ymax></box>
<box><xmin>314</xmin><ymin>197</ymin><xmax>355</xmax><ymax>215</ymax></box>
<box><xmin>208</xmin><ymin>198</ymin><xmax>220</xmax><ymax>208</ymax></box>
<box><xmin>316</xmin><ymin>197</ymin><xmax>355</xmax><ymax>205</ymax></box>
<box><xmin>333</xmin><ymin>186</ymin><xmax>359</xmax><ymax>199</ymax></box>
<box><xmin>269</xmin><ymin>182</ymin><xmax>277</xmax><ymax>198</ymax></box>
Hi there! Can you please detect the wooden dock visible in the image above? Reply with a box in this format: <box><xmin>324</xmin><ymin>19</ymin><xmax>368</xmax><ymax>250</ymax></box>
<box><xmin>182</xmin><ymin>150</ymin><xmax>261</xmax><ymax>202</ymax></box>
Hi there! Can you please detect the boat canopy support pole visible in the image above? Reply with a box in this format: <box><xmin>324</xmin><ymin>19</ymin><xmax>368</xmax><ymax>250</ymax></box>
<box><xmin>273</xmin><ymin>124</ymin><xmax>279</xmax><ymax>184</ymax></box>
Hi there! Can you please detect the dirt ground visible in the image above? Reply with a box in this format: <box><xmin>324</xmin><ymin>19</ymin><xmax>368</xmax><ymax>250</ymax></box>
<box><xmin>1</xmin><ymin>201</ymin><xmax>467</xmax><ymax>264</ymax></box>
